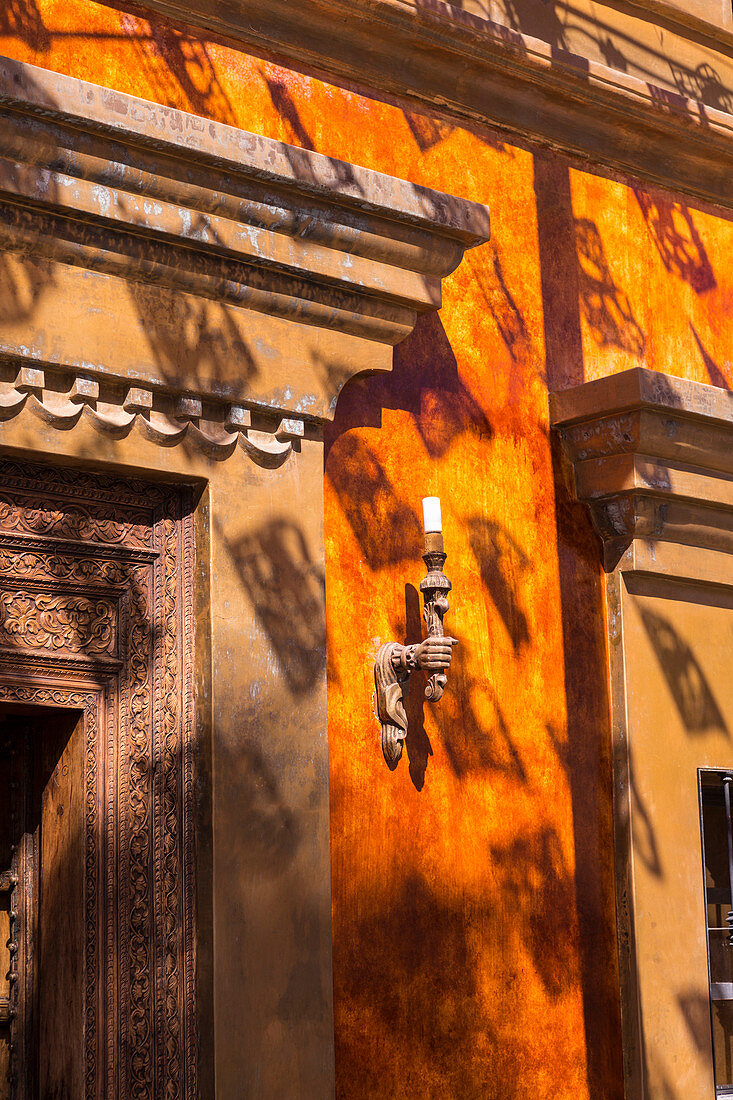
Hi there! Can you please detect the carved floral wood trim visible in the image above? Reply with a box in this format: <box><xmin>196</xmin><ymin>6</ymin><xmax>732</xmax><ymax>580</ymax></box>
<box><xmin>0</xmin><ymin>592</ymin><xmax>117</xmax><ymax>655</ymax></box>
<box><xmin>0</xmin><ymin>458</ymin><xmax>197</xmax><ymax>1099</ymax></box>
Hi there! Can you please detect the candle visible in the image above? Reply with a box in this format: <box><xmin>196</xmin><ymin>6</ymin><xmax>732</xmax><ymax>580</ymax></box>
<box><xmin>422</xmin><ymin>496</ymin><xmax>442</xmax><ymax>533</ymax></box>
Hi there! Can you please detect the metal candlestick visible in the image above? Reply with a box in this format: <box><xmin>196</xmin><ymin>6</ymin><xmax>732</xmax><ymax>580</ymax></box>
<box><xmin>420</xmin><ymin>530</ymin><xmax>452</xmax><ymax>702</ymax></box>
<box><xmin>373</xmin><ymin>522</ymin><xmax>454</xmax><ymax>770</ymax></box>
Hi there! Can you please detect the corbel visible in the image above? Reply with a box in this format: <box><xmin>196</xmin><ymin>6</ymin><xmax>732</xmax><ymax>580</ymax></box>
<box><xmin>69</xmin><ymin>376</ymin><xmax>99</xmax><ymax>406</ymax></box>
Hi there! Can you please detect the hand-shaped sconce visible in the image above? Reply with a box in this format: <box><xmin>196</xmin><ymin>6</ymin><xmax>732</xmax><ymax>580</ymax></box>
<box><xmin>374</xmin><ymin>497</ymin><xmax>457</xmax><ymax>769</ymax></box>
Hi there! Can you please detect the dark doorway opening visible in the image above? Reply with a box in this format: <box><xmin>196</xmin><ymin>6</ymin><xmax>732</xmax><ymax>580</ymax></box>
<box><xmin>0</xmin><ymin>706</ymin><xmax>84</xmax><ymax>1099</ymax></box>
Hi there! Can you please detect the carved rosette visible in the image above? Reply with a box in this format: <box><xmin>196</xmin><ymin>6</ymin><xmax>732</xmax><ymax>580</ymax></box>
<box><xmin>0</xmin><ymin>459</ymin><xmax>197</xmax><ymax>1099</ymax></box>
<box><xmin>0</xmin><ymin>591</ymin><xmax>116</xmax><ymax>654</ymax></box>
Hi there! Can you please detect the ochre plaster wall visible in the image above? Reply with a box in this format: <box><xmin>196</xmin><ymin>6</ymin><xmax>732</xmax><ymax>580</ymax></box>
<box><xmin>2</xmin><ymin>4</ymin><xmax>733</xmax><ymax>1096</ymax></box>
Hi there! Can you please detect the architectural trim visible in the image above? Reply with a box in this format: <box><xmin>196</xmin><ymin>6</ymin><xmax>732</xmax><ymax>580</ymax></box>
<box><xmin>0</xmin><ymin>56</ymin><xmax>489</xmax><ymax>423</ymax></box>
<box><xmin>551</xmin><ymin>368</ymin><xmax>733</xmax><ymax>574</ymax></box>
<box><xmin>552</xmin><ymin>368</ymin><xmax>733</xmax><ymax>1098</ymax></box>
<box><xmin>0</xmin><ymin>363</ymin><xmax>310</xmax><ymax>467</ymax></box>
<box><xmin>133</xmin><ymin>0</ymin><xmax>733</xmax><ymax>210</ymax></box>
<box><xmin>0</xmin><ymin>457</ymin><xmax>200</xmax><ymax>1099</ymax></box>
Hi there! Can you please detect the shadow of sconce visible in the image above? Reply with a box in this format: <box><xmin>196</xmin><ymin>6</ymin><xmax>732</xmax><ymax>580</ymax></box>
<box><xmin>466</xmin><ymin>515</ymin><xmax>530</xmax><ymax>653</ymax></box>
<box><xmin>230</xmin><ymin>519</ymin><xmax>326</xmax><ymax>697</ymax></box>
<box><xmin>401</xmin><ymin>583</ymin><xmax>433</xmax><ymax>792</ymax></box>
<box><xmin>639</xmin><ymin>607</ymin><xmax>727</xmax><ymax>735</ymax></box>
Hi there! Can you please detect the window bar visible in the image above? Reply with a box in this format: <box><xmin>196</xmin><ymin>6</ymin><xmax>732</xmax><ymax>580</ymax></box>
<box><xmin>723</xmin><ymin>775</ymin><xmax>733</xmax><ymax>945</ymax></box>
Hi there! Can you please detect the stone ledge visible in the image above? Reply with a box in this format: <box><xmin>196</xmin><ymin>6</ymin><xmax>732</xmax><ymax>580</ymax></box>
<box><xmin>0</xmin><ymin>57</ymin><xmax>490</xmax><ymax>423</ymax></box>
<box><xmin>551</xmin><ymin>368</ymin><xmax>733</xmax><ymax>570</ymax></box>
<box><xmin>134</xmin><ymin>0</ymin><xmax>733</xmax><ymax>211</ymax></box>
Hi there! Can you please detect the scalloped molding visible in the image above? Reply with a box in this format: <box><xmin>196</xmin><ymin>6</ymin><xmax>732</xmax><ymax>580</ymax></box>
<box><xmin>0</xmin><ymin>57</ymin><xmax>489</xmax><ymax>427</ymax></box>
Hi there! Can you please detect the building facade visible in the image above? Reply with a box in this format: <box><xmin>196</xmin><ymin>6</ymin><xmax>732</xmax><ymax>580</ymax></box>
<box><xmin>0</xmin><ymin>1</ymin><xmax>731</xmax><ymax>1097</ymax></box>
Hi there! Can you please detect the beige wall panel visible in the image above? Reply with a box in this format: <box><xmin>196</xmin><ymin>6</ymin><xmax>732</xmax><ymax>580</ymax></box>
<box><xmin>619</xmin><ymin>576</ymin><xmax>733</xmax><ymax>1097</ymax></box>
<box><xmin>0</xmin><ymin>414</ymin><xmax>334</xmax><ymax>1098</ymax></box>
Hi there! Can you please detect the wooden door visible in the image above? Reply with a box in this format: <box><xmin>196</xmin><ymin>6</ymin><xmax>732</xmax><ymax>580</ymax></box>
<box><xmin>0</xmin><ymin>709</ymin><xmax>84</xmax><ymax>1099</ymax></box>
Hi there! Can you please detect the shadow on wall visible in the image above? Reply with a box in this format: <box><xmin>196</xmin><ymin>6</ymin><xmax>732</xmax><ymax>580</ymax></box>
<box><xmin>0</xmin><ymin>0</ymin><xmax>49</xmax><ymax>48</ymax></box>
<box><xmin>0</xmin><ymin>253</ymin><xmax>55</xmax><ymax>326</ymax></box>
<box><xmin>436</xmin><ymin>650</ymin><xmax>527</xmax><ymax>783</ymax></box>
<box><xmin>628</xmin><ymin>746</ymin><xmax>663</xmax><ymax>878</ymax></box>
<box><xmin>326</xmin><ymin>435</ymin><xmax>423</xmax><ymax>570</ymax></box>
<box><xmin>466</xmin><ymin>515</ymin><xmax>531</xmax><ymax>652</ymax></box>
<box><xmin>119</xmin><ymin>8</ymin><xmax>237</xmax><ymax>123</ymax></box>
<box><xmin>691</xmin><ymin>323</ymin><xmax>729</xmax><ymax>390</ymax></box>
<box><xmin>334</xmin><ymin>821</ymin><xmax>585</xmax><ymax>1097</ymax></box>
<box><xmin>401</xmin><ymin>582</ymin><xmax>433</xmax><ymax>792</ymax></box>
<box><xmin>442</xmin><ymin>0</ymin><xmax>733</xmax><ymax>118</ymax></box>
<box><xmin>535</xmin><ymin>148</ymin><xmax>625</xmax><ymax>1099</ymax></box>
<box><xmin>325</xmin><ymin>311</ymin><xmax>491</xmax><ymax>570</ymax></box>
<box><xmin>549</xmin><ymin>428</ymin><xmax>624</xmax><ymax>1100</ymax></box>
<box><xmin>575</xmin><ymin>218</ymin><xmax>646</xmax><ymax>357</ymax></box>
<box><xmin>264</xmin><ymin>74</ymin><xmax>316</xmax><ymax>150</ymax></box>
<box><xmin>213</xmin><ymin>731</ymin><xmax>332</xmax><ymax>1096</ymax></box>
<box><xmin>228</xmin><ymin>519</ymin><xmax>327</xmax><ymax>698</ymax></box>
<box><xmin>533</xmin><ymin>155</ymin><xmax>584</xmax><ymax>389</ymax></box>
<box><xmin>490</xmin><ymin>826</ymin><xmax>580</xmax><ymax>998</ymax></box>
<box><xmin>0</xmin><ymin>72</ymin><xmax>59</xmax><ymax>325</ymax></box>
<box><xmin>668</xmin><ymin>60</ymin><xmax>733</xmax><ymax>114</ymax></box>
<box><xmin>335</xmin><ymin>872</ymin><xmax>497</xmax><ymax>1099</ymax></box>
<box><xmin>215</xmin><ymin>736</ymin><xmax>298</xmax><ymax>877</ymax></box>
<box><xmin>634</xmin><ymin>191</ymin><xmax>717</xmax><ymax>295</ymax></box>
<box><xmin>128</xmin><ymin>278</ymin><xmax>259</xmax><ymax>396</ymax></box>
<box><xmin>325</xmin><ymin>312</ymin><xmax>492</xmax><ymax>463</ymax></box>
<box><xmin>639</xmin><ymin>607</ymin><xmax>728</xmax><ymax>735</ymax></box>
<box><xmin>401</xmin><ymin>105</ymin><xmax>513</xmax><ymax>156</ymax></box>
<box><xmin>473</xmin><ymin>248</ymin><xmax>532</xmax><ymax>369</ymax></box>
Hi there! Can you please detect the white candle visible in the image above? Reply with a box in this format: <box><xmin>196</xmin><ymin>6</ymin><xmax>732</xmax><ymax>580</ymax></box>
<box><xmin>422</xmin><ymin>496</ymin><xmax>442</xmax><ymax>533</ymax></box>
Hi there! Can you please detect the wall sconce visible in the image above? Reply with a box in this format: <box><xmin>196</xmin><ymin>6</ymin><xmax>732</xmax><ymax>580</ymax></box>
<box><xmin>374</xmin><ymin>497</ymin><xmax>456</xmax><ymax>769</ymax></box>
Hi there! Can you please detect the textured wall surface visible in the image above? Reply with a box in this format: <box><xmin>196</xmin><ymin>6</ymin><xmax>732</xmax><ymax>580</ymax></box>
<box><xmin>2</xmin><ymin>3</ymin><xmax>733</xmax><ymax>1097</ymax></box>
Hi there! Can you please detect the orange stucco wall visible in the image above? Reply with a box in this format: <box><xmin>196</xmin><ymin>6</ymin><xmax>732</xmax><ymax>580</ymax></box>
<box><xmin>3</xmin><ymin>3</ymin><xmax>733</xmax><ymax>1096</ymax></box>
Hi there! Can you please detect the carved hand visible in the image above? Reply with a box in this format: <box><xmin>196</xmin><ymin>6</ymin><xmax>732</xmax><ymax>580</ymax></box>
<box><xmin>414</xmin><ymin>635</ymin><xmax>457</xmax><ymax>671</ymax></box>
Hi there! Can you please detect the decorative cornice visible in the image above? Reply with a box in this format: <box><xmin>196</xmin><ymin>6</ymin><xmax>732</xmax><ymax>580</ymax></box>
<box><xmin>551</xmin><ymin>368</ymin><xmax>733</xmax><ymax>571</ymax></box>
<box><xmin>0</xmin><ymin>57</ymin><xmax>489</xmax><ymax>424</ymax></box>
<box><xmin>0</xmin><ymin>363</ymin><xmax>309</xmax><ymax>467</ymax></box>
<box><xmin>133</xmin><ymin>0</ymin><xmax>733</xmax><ymax>211</ymax></box>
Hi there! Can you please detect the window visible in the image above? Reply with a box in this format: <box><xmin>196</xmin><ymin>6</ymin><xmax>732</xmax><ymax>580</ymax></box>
<box><xmin>700</xmin><ymin>770</ymin><xmax>733</xmax><ymax>1096</ymax></box>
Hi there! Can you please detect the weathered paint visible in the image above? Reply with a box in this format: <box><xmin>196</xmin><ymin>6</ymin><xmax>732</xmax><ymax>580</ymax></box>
<box><xmin>2</xmin><ymin>3</ymin><xmax>733</xmax><ymax>1097</ymax></box>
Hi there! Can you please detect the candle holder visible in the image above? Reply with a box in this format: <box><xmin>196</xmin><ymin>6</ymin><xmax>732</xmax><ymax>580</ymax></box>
<box><xmin>373</xmin><ymin>499</ymin><xmax>455</xmax><ymax>769</ymax></box>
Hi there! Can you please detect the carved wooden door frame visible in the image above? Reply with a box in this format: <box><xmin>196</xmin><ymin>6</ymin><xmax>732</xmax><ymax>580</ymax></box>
<box><xmin>0</xmin><ymin>458</ymin><xmax>198</xmax><ymax>1100</ymax></box>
